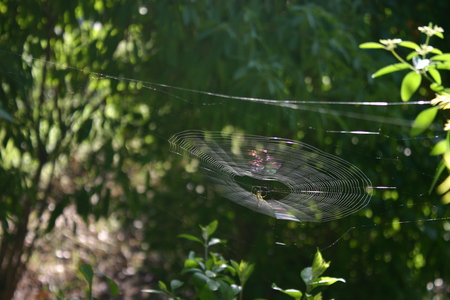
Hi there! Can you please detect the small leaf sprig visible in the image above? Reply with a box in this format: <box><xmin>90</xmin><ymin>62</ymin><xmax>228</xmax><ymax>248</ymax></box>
<box><xmin>272</xmin><ymin>249</ymin><xmax>345</xmax><ymax>300</ymax></box>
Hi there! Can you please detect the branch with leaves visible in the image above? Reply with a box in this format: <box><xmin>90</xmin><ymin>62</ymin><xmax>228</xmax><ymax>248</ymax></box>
<box><xmin>360</xmin><ymin>22</ymin><xmax>450</xmax><ymax>204</ymax></box>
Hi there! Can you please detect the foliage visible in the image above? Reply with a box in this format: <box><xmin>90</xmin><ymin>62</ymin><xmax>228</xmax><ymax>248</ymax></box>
<box><xmin>272</xmin><ymin>249</ymin><xmax>345</xmax><ymax>300</ymax></box>
<box><xmin>360</xmin><ymin>22</ymin><xmax>450</xmax><ymax>203</ymax></box>
<box><xmin>143</xmin><ymin>220</ymin><xmax>255</xmax><ymax>300</ymax></box>
<box><xmin>1</xmin><ymin>1</ymin><xmax>450</xmax><ymax>300</ymax></box>
<box><xmin>56</xmin><ymin>264</ymin><xmax>119</xmax><ymax>300</ymax></box>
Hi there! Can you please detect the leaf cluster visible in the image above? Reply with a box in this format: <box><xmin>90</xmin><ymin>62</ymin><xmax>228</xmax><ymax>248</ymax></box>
<box><xmin>272</xmin><ymin>249</ymin><xmax>345</xmax><ymax>300</ymax></box>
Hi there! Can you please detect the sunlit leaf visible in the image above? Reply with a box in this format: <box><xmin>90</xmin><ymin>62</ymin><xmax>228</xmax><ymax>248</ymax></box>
<box><xmin>311</xmin><ymin>249</ymin><xmax>329</xmax><ymax>279</ymax></box>
<box><xmin>431</xmin><ymin>48</ymin><xmax>443</xmax><ymax>55</ymax></box>
<box><xmin>430</xmin><ymin>157</ymin><xmax>447</xmax><ymax>194</ymax></box>
<box><xmin>437</xmin><ymin>175</ymin><xmax>450</xmax><ymax>195</ymax></box>
<box><xmin>430</xmin><ymin>140</ymin><xmax>447</xmax><ymax>156</ymax></box>
<box><xmin>430</xmin><ymin>82</ymin><xmax>444</xmax><ymax>92</ymax></box>
<box><xmin>372</xmin><ymin>63</ymin><xmax>410</xmax><ymax>78</ymax></box>
<box><xmin>428</xmin><ymin>68</ymin><xmax>441</xmax><ymax>85</ymax></box>
<box><xmin>407</xmin><ymin>51</ymin><xmax>419</xmax><ymax>60</ymax></box>
<box><xmin>435</xmin><ymin>63</ymin><xmax>450</xmax><ymax>70</ymax></box>
<box><xmin>398</xmin><ymin>41</ymin><xmax>419</xmax><ymax>50</ymax></box>
<box><xmin>359</xmin><ymin>42</ymin><xmax>385</xmax><ymax>49</ymax></box>
<box><xmin>309</xmin><ymin>276</ymin><xmax>346</xmax><ymax>288</ymax></box>
<box><xmin>401</xmin><ymin>71</ymin><xmax>421</xmax><ymax>101</ymax></box>
<box><xmin>431</xmin><ymin>54</ymin><xmax>450</xmax><ymax>61</ymax></box>
<box><xmin>410</xmin><ymin>106</ymin><xmax>438</xmax><ymax>136</ymax></box>
<box><xmin>208</xmin><ymin>237</ymin><xmax>226</xmax><ymax>246</ymax></box>
<box><xmin>272</xmin><ymin>283</ymin><xmax>303</xmax><ymax>300</ymax></box>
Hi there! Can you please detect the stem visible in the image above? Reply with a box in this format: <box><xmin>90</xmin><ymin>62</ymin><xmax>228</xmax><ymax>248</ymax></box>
<box><xmin>390</xmin><ymin>49</ymin><xmax>416</xmax><ymax>72</ymax></box>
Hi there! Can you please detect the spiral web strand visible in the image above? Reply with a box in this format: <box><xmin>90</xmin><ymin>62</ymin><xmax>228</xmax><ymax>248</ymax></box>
<box><xmin>169</xmin><ymin>130</ymin><xmax>373</xmax><ymax>222</ymax></box>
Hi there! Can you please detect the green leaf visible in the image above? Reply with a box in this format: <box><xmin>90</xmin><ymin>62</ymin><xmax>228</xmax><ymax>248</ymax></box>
<box><xmin>430</xmin><ymin>83</ymin><xmax>444</xmax><ymax>92</ymax></box>
<box><xmin>205</xmin><ymin>220</ymin><xmax>218</xmax><ymax>236</ymax></box>
<box><xmin>359</xmin><ymin>42</ymin><xmax>385</xmax><ymax>49</ymax></box>
<box><xmin>45</xmin><ymin>195</ymin><xmax>70</xmax><ymax>233</ymax></box>
<box><xmin>0</xmin><ymin>109</ymin><xmax>13</xmax><ymax>122</ymax></box>
<box><xmin>309</xmin><ymin>276</ymin><xmax>346</xmax><ymax>289</ymax></box>
<box><xmin>184</xmin><ymin>259</ymin><xmax>200</xmax><ymax>268</ymax></box>
<box><xmin>410</xmin><ymin>106</ymin><xmax>438</xmax><ymax>136</ymax></box>
<box><xmin>431</xmin><ymin>48</ymin><xmax>443</xmax><ymax>55</ymax></box>
<box><xmin>431</xmin><ymin>140</ymin><xmax>447</xmax><ymax>156</ymax></box>
<box><xmin>398</xmin><ymin>41</ymin><xmax>420</xmax><ymax>50</ymax></box>
<box><xmin>94</xmin><ymin>271</ymin><xmax>119</xmax><ymax>296</ymax></box>
<box><xmin>76</xmin><ymin>119</ymin><xmax>93</xmax><ymax>143</ymax></box>
<box><xmin>435</xmin><ymin>31</ymin><xmax>444</xmax><ymax>39</ymax></box>
<box><xmin>428</xmin><ymin>68</ymin><xmax>442</xmax><ymax>85</ymax></box>
<box><xmin>141</xmin><ymin>289</ymin><xmax>168</xmax><ymax>295</ymax></box>
<box><xmin>301</xmin><ymin>267</ymin><xmax>313</xmax><ymax>285</ymax></box>
<box><xmin>178</xmin><ymin>234</ymin><xmax>203</xmax><ymax>244</ymax></box>
<box><xmin>406</xmin><ymin>51</ymin><xmax>419</xmax><ymax>60</ymax></box>
<box><xmin>170</xmin><ymin>279</ymin><xmax>184</xmax><ymax>291</ymax></box>
<box><xmin>372</xmin><ymin>63</ymin><xmax>410</xmax><ymax>78</ymax></box>
<box><xmin>158</xmin><ymin>280</ymin><xmax>169</xmax><ymax>292</ymax></box>
<box><xmin>208</xmin><ymin>237</ymin><xmax>226</xmax><ymax>246</ymax></box>
<box><xmin>435</xmin><ymin>63</ymin><xmax>450</xmax><ymax>71</ymax></box>
<box><xmin>429</xmin><ymin>159</ymin><xmax>446</xmax><ymax>194</ymax></box>
<box><xmin>79</xmin><ymin>264</ymin><xmax>94</xmax><ymax>289</ymax></box>
<box><xmin>401</xmin><ymin>71</ymin><xmax>422</xmax><ymax>101</ymax></box>
<box><xmin>311</xmin><ymin>249</ymin><xmax>330</xmax><ymax>279</ymax></box>
<box><xmin>431</xmin><ymin>54</ymin><xmax>450</xmax><ymax>61</ymax></box>
<box><xmin>272</xmin><ymin>283</ymin><xmax>303</xmax><ymax>300</ymax></box>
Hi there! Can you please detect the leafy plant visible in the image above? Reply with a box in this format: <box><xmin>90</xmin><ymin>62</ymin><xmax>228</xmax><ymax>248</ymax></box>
<box><xmin>360</xmin><ymin>22</ymin><xmax>450</xmax><ymax>204</ymax></box>
<box><xmin>56</xmin><ymin>264</ymin><xmax>119</xmax><ymax>300</ymax></box>
<box><xmin>142</xmin><ymin>220</ymin><xmax>255</xmax><ymax>300</ymax></box>
<box><xmin>272</xmin><ymin>249</ymin><xmax>345</xmax><ymax>300</ymax></box>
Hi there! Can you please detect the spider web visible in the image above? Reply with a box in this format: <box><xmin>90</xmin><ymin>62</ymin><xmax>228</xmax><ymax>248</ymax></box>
<box><xmin>2</xmin><ymin>50</ymin><xmax>449</xmax><ymax>244</ymax></box>
<box><xmin>169</xmin><ymin>130</ymin><xmax>372</xmax><ymax>222</ymax></box>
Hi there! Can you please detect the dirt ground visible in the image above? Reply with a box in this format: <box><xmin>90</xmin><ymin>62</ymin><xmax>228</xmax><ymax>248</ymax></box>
<box><xmin>12</xmin><ymin>206</ymin><xmax>163</xmax><ymax>300</ymax></box>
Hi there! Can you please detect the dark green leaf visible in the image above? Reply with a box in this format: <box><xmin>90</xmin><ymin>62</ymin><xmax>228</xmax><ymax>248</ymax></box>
<box><xmin>45</xmin><ymin>195</ymin><xmax>70</xmax><ymax>233</ymax></box>
<box><xmin>401</xmin><ymin>71</ymin><xmax>422</xmax><ymax>101</ymax></box>
<box><xmin>79</xmin><ymin>264</ymin><xmax>94</xmax><ymax>289</ymax></box>
<box><xmin>430</xmin><ymin>159</ymin><xmax>447</xmax><ymax>194</ymax></box>
<box><xmin>205</xmin><ymin>220</ymin><xmax>218</xmax><ymax>236</ymax></box>
<box><xmin>178</xmin><ymin>234</ymin><xmax>203</xmax><ymax>244</ymax></box>
<box><xmin>0</xmin><ymin>109</ymin><xmax>13</xmax><ymax>122</ymax></box>
<box><xmin>76</xmin><ymin>119</ymin><xmax>93</xmax><ymax>143</ymax></box>
<box><xmin>95</xmin><ymin>271</ymin><xmax>119</xmax><ymax>296</ymax></box>
<box><xmin>301</xmin><ymin>267</ymin><xmax>313</xmax><ymax>285</ymax></box>
<box><xmin>170</xmin><ymin>279</ymin><xmax>184</xmax><ymax>291</ymax></box>
<box><xmin>410</xmin><ymin>107</ymin><xmax>438</xmax><ymax>136</ymax></box>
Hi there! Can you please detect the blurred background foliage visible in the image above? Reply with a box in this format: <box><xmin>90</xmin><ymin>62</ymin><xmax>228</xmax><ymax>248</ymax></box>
<box><xmin>0</xmin><ymin>0</ymin><xmax>450</xmax><ymax>299</ymax></box>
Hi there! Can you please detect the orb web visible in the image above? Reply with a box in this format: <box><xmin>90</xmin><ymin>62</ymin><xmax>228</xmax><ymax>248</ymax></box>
<box><xmin>169</xmin><ymin>130</ymin><xmax>372</xmax><ymax>222</ymax></box>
